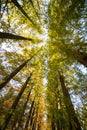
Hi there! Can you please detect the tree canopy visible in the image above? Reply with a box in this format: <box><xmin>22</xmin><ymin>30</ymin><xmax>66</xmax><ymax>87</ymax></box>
<box><xmin>0</xmin><ymin>0</ymin><xmax>87</xmax><ymax>130</ymax></box>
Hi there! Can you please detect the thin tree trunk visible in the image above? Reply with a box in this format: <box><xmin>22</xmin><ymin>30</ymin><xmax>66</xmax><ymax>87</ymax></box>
<box><xmin>30</xmin><ymin>106</ymin><xmax>35</xmax><ymax>127</ymax></box>
<box><xmin>58</xmin><ymin>71</ymin><xmax>82</xmax><ymax>130</ymax></box>
<box><xmin>24</xmin><ymin>99</ymin><xmax>35</xmax><ymax>130</ymax></box>
<box><xmin>0</xmin><ymin>32</ymin><xmax>32</xmax><ymax>40</ymax></box>
<box><xmin>32</xmin><ymin>117</ymin><xmax>37</xmax><ymax>130</ymax></box>
<box><xmin>0</xmin><ymin>55</ymin><xmax>34</xmax><ymax>89</ymax></box>
<box><xmin>11</xmin><ymin>0</ymin><xmax>35</xmax><ymax>26</ymax></box>
<box><xmin>51</xmin><ymin>121</ymin><xmax>56</xmax><ymax>130</ymax></box>
<box><xmin>0</xmin><ymin>0</ymin><xmax>1</xmax><ymax>12</ymax></box>
<box><xmin>11</xmin><ymin>113</ymin><xmax>19</xmax><ymax>130</ymax></box>
<box><xmin>1</xmin><ymin>73</ymin><xmax>32</xmax><ymax>130</ymax></box>
<box><xmin>31</xmin><ymin>106</ymin><xmax>38</xmax><ymax>130</ymax></box>
<box><xmin>16</xmin><ymin>86</ymin><xmax>33</xmax><ymax>130</ymax></box>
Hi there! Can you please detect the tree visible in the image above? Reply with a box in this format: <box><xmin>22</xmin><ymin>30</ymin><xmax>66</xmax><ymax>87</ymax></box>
<box><xmin>58</xmin><ymin>71</ymin><xmax>81</xmax><ymax>130</ymax></box>
<box><xmin>16</xmin><ymin>85</ymin><xmax>33</xmax><ymax>130</ymax></box>
<box><xmin>1</xmin><ymin>73</ymin><xmax>32</xmax><ymax>130</ymax></box>
<box><xmin>0</xmin><ymin>55</ymin><xmax>34</xmax><ymax>89</ymax></box>
<box><xmin>0</xmin><ymin>32</ymin><xmax>33</xmax><ymax>41</ymax></box>
<box><xmin>0</xmin><ymin>0</ymin><xmax>87</xmax><ymax>130</ymax></box>
<box><xmin>48</xmin><ymin>0</ymin><xmax>87</xmax><ymax>67</ymax></box>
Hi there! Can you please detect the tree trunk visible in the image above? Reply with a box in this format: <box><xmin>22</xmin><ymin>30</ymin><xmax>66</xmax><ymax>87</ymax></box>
<box><xmin>11</xmin><ymin>114</ymin><xmax>19</xmax><ymax>130</ymax></box>
<box><xmin>31</xmin><ymin>106</ymin><xmax>38</xmax><ymax>130</ymax></box>
<box><xmin>24</xmin><ymin>99</ymin><xmax>35</xmax><ymax>130</ymax></box>
<box><xmin>1</xmin><ymin>73</ymin><xmax>32</xmax><ymax>130</ymax></box>
<box><xmin>0</xmin><ymin>32</ymin><xmax>32</xmax><ymax>40</ymax></box>
<box><xmin>0</xmin><ymin>55</ymin><xmax>34</xmax><ymax>89</ymax></box>
<box><xmin>66</xmin><ymin>48</ymin><xmax>87</xmax><ymax>67</ymax></box>
<box><xmin>16</xmin><ymin>86</ymin><xmax>33</xmax><ymax>130</ymax></box>
<box><xmin>30</xmin><ymin>106</ymin><xmax>35</xmax><ymax>127</ymax></box>
<box><xmin>51</xmin><ymin>121</ymin><xmax>56</xmax><ymax>130</ymax></box>
<box><xmin>76</xmin><ymin>51</ymin><xmax>87</xmax><ymax>67</ymax></box>
<box><xmin>11</xmin><ymin>0</ymin><xmax>35</xmax><ymax>26</ymax></box>
<box><xmin>58</xmin><ymin>71</ymin><xmax>82</xmax><ymax>130</ymax></box>
<box><xmin>0</xmin><ymin>0</ymin><xmax>1</xmax><ymax>12</ymax></box>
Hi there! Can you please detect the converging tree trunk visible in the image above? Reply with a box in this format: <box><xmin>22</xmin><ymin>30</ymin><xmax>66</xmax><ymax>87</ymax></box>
<box><xmin>58</xmin><ymin>71</ymin><xmax>82</xmax><ymax>130</ymax></box>
<box><xmin>11</xmin><ymin>0</ymin><xmax>35</xmax><ymax>26</ymax></box>
<box><xmin>51</xmin><ymin>114</ymin><xmax>56</xmax><ymax>130</ymax></box>
<box><xmin>0</xmin><ymin>32</ymin><xmax>32</xmax><ymax>40</ymax></box>
<box><xmin>30</xmin><ymin>106</ymin><xmax>36</xmax><ymax>128</ymax></box>
<box><xmin>1</xmin><ymin>73</ymin><xmax>32</xmax><ymax>130</ymax></box>
<box><xmin>16</xmin><ymin>86</ymin><xmax>33</xmax><ymax>130</ymax></box>
<box><xmin>0</xmin><ymin>55</ymin><xmax>34</xmax><ymax>89</ymax></box>
<box><xmin>32</xmin><ymin>106</ymin><xmax>38</xmax><ymax>130</ymax></box>
<box><xmin>11</xmin><ymin>113</ymin><xmax>19</xmax><ymax>130</ymax></box>
<box><xmin>24</xmin><ymin>99</ymin><xmax>35</xmax><ymax>130</ymax></box>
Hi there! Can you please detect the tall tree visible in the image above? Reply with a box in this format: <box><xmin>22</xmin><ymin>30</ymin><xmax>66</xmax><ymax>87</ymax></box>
<box><xmin>0</xmin><ymin>55</ymin><xmax>34</xmax><ymax>89</ymax></box>
<box><xmin>11</xmin><ymin>0</ymin><xmax>36</xmax><ymax>27</ymax></box>
<box><xmin>16</xmin><ymin>86</ymin><xmax>33</xmax><ymax>130</ymax></box>
<box><xmin>24</xmin><ymin>99</ymin><xmax>35</xmax><ymax>130</ymax></box>
<box><xmin>0</xmin><ymin>32</ymin><xmax>33</xmax><ymax>41</ymax></box>
<box><xmin>48</xmin><ymin>0</ymin><xmax>87</xmax><ymax>67</ymax></box>
<box><xmin>58</xmin><ymin>71</ymin><xmax>82</xmax><ymax>130</ymax></box>
<box><xmin>1</xmin><ymin>73</ymin><xmax>32</xmax><ymax>130</ymax></box>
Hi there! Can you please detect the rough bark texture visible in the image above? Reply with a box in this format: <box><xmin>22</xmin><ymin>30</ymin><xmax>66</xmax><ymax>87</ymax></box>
<box><xmin>59</xmin><ymin>72</ymin><xmax>82</xmax><ymax>130</ymax></box>
<box><xmin>1</xmin><ymin>73</ymin><xmax>32</xmax><ymax>130</ymax></box>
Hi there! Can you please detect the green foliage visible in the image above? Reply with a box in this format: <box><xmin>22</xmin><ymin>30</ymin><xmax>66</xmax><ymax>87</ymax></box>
<box><xmin>0</xmin><ymin>0</ymin><xmax>87</xmax><ymax>130</ymax></box>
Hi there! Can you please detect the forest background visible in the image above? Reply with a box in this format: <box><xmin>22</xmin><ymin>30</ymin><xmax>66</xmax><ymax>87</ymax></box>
<box><xmin>0</xmin><ymin>0</ymin><xmax>87</xmax><ymax>130</ymax></box>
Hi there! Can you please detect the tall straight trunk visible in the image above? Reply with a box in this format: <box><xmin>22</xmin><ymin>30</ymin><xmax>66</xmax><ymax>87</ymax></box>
<box><xmin>51</xmin><ymin>121</ymin><xmax>56</xmax><ymax>130</ymax></box>
<box><xmin>11</xmin><ymin>113</ymin><xmax>19</xmax><ymax>130</ymax></box>
<box><xmin>11</xmin><ymin>0</ymin><xmax>35</xmax><ymax>26</ymax></box>
<box><xmin>0</xmin><ymin>55</ymin><xmax>34</xmax><ymax>89</ymax></box>
<box><xmin>56</xmin><ymin>99</ymin><xmax>62</xmax><ymax>130</ymax></box>
<box><xmin>1</xmin><ymin>73</ymin><xmax>32</xmax><ymax>130</ymax></box>
<box><xmin>57</xmin><ymin>119</ymin><xmax>62</xmax><ymax>130</ymax></box>
<box><xmin>31</xmin><ymin>106</ymin><xmax>38</xmax><ymax>130</ymax></box>
<box><xmin>16</xmin><ymin>86</ymin><xmax>33</xmax><ymax>130</ymax></box>
<box><xmin>51</xmin><ymin>114</ymin><xmax>56</xmax><ymax>130</ymax></box>
<box><xmin>32</xmin><ymin>117</ymin><xmax>37</xmax><ymax>130</ymax></box>
<box><xmin>0</xmin><ymin>32</ymin><xmax>32</xmax><ymax>40</ymax></box>
<box><xmin>24</xmin><ymin>100</ymin><xmax>35</xmax><ymax>130</ymax></box>
<box><xmin>30</xmin><ymin>106</ymin><xmax>35</xmax><ymax>127</ymax></box>
<box><xmin>58</xmin><ymin>72</ymin><xmax>82</xmax><ymax>130</ymax></box>
<box><xmin>0</xmin><ymin>0</ymin><xmax>1</xmax><ymax>12</ymax></box>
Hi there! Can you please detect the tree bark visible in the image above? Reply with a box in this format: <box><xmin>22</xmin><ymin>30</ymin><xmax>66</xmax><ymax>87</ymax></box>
<box><xmin>1</xmin><ymin>73</ymin><xmax>32</xmax><ymax>130</ymax></box>
<box><xmin>16</xmin><ymin>86</ymin><xmax>33</xmax><ymax>130</ymax></box>
<box><xmin>75</xmin><ymin>51</ymin><xmax>87</xmax><ymax>67</ymax></box>
<box><xmin>31</xmin><ymin>106</ymin><xmax>38</xmax><ymax>130</ymax></box>
<box><xmin>24</xmin><ymin>99</ymin><xmax>35</xmax><ymax>130</ymax></box>
<box><xmin>30</xmin><ymin>106</ymin><xmax>35</xmax><ymax>127</ymax></box>
<box><xmin>0</xmin><ymin>55</ymin><xmax>34</xmax><ymax>89</ymax></box>
<box><xmin>66</xmin><ymin>48</ymin><xmax>87</xmax><ymax>67</ymax></box>
<box><xmin>58</xmin><ymin>71</ymin><xmax>82</xmax><ymax>130</ymax></box>
<box><xmin>0</xmin><ymin>32</ymin><xmax>32</xmax><ymax>40</ymax></box>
